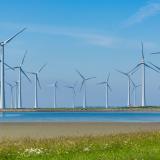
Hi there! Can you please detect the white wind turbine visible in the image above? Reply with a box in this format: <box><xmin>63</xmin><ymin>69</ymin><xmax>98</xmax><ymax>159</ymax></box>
<box><xmin>49</xmin><ymin>81</ymin><xmax>58</xmax><ymax>108</ymax></box>
<box><xmin>28</xmin><ymin>64</ymin><xmax>46</xmax><ymax>108</ymax></box>
<box><xmin>6</xmin><ymin>83</ymin><xmax>16</xmax><ymax>108</ymax></box>
<box><xmin>116</xmin><ymin>70</ymin><xmax>133</xmax><ymax>107</ymax></box>
<box><xmin>98</xmin><ymin>73</ymin><xmax>112</xmax><ymax>108</ymax></box>
<box><xmin>131</xmin><ymin>81</ymin><xmax>141</xmax><ymax>107</ymax></box>
<box><xmin>130</xmin><ymin>42</ymin><xmax>159</xmax><ymax>106</ymax></box>
<box><xmin>14</xmin><ymin>81</ymin><xmax>18</xmax><ymax>109</ymax></box>
<box><xmin>0</xmin><ymin>28</ymin><xmax>26</xmax><ymax>109</ymax></box>
<box><xmin>76</xmin><ymin>70</ymin><xmax>96</xmax><ymax>109</ymax></box>
<box><xmin>14</xmin><ymin>51</ymin><xmax>31</xmax><ymax>108</ymax></box>
<box><xmin>64</xmin><ymin>82</ymin><xmax>77</xmax><ymax>108</ymax></box>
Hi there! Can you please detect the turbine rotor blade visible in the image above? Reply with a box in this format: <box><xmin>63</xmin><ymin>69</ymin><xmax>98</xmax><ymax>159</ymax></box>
<box><xmin>145</xmin><ymin>63</ymin><xmax>159</xmax><ymax>73</ymax></box>
<box><xmin>4</xmin><ymin>63</ymin><xmax>14</xmax><ymax>70</ymax></box>
<box><xmin>37</xmin><ymin>76</ymin><xmax>41</xmax><ymax>89</ymax></box>
<box><xmin>55</xmin><ymin>81</ymin><xmax>58</xmax><ymax>88</ymax></box>
<box><xmin>129</xmin><ymin>63</ymin><xmax>141</xmax><ymax>74</ymax></box>
<box><xmin>21</xmin><ymin>69</ymin><xmax>31</xmax><ymax>83</ymax></box>
<box><xmin>130</xmin><ymin>66</ymin><xmax>140</xmax><ymax>75</ymax></box>
<box><xmin>3</xmin><ymin>28</ymin><xmax>26</xmax><ymax>45</ymax></box>
<box><xmin>64</xmin><ymin>85</ymin><xmax>72</xmax><ymax>89</ymax></box>
<box><xmin>136</xmin><ymin>84</ymin><xmax>141</xmax><ymax>88</ymax></box>
<box><xmin>97</xmin><ymin>82</ymin><xmax>106</xmax><ymax>85</ymax></box>
<box><xmin>38</xmin><ymin>63</ymin><xmax>47</xmax><ymax>73</ymax></box>
<box><xmin>86</xmin><ymin>77</ymin><xmax>96</xmax><ymax>80</ymax></box>
<box><xmin>108</xmin><ymin>84</ymin><xmax>112</xmax><ymax>92</ymax></box>
<box><xmin>14</xmin><ymin>67</ymin><xmax>19</xmax><ymax>69</ymax></box>
<box><xmin>129</xmin><ymin>78</ymin><xmax>135</xmax><ymax>87</ymax></box>
<box><xmin>27</xmin><ymin>71</ymin><xmax>35</xmax><ymax>75</ymax></box>
<box><xmin>141</xmin><ymin>41</ymin><xmax>144</xmax><ymax>59</ymax></box>
<box><xmin>80</xmin><ymin>80</ymin><xmax>85</xmax><ymax>91</ymax></box>
<box><xmin>76</xmin><ymin>69</ymin><xmax>85</xmax><ymax>79</ymax></box>
<box><xmin>151</xmin><ymin>52</ymin><xmax>160</xmax><ymax>54</ymax></box>
<box><xmin>148</xmin><ymin>62</ymin><xmax>160</xmax><ymax>70</ymax></box>
<box><xmin>107</xmin><ymin>73</ymin><xmax>110</xmax><ymax>82</ymax></box>
<box><xmin>116</xmin><ymin>69</ymin><xmax>128</xmax><ymax>76</ymax></box>
<box><xmin>21</xmin><ymin>50</ymin><xmax>27</xmax><ymax>66</ymax></box>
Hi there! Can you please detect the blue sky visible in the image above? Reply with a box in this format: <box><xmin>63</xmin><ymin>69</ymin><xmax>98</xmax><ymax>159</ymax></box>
<box><xmin>1</xmin><ymin>0</ymin><xmax>160</xmax><ymax>107</ymax></box>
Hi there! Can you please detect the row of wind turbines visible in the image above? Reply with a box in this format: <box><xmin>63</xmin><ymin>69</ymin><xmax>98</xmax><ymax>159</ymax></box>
<box><xmin>1</xmin><ymin>28</ymin><xmax>160</xmax><ymax>109</ymax></box>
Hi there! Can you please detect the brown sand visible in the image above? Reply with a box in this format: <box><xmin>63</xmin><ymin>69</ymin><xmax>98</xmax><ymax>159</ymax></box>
<box><xmin>0</xmin><ymin>122</ymin><xmax>160</xmax><ymax>139</ymax></box>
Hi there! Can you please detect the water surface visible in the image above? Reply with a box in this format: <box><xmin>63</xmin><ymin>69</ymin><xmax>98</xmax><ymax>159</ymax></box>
<box><xmin>0</xmin><ymin>112</ymin><xmax>160</xmax><ymax>122</ymax></box>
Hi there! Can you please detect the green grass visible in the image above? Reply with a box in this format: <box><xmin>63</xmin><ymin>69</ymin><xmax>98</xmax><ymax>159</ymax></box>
<box><xmin>1</xmin><ymin>131</ymin><xmax>160</xmax><ymax>160</ymax></box>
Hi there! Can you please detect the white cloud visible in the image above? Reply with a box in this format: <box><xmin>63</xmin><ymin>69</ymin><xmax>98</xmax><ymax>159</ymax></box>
<box><xmin>123</xmin><ymin>1</ymin><xmax>160</xmax><ymax>27</ymax></box>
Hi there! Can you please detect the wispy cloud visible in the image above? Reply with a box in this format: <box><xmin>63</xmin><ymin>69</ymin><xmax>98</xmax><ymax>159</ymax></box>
<box><xmin>123</xmin><ymin>1</ymin><xmax>160</xmax><ymax>27</ymax></box>
<box><xmin>0</xmin><ymin>22</ymin><xmax>124</xmax><ymax>48</ymax></box>
<box><xmin>31</xmin><ymin>25</ymin><xmax>119</xmax><ymax>48</ymax></box>
<box><xmin>0</xmin><ymin>22</ymin><xmax>158</xmax><ymax>50</ymax></box>
<box><xmin>29</xmin><ymin>25</ymin><xmax>159</xmax><ymax>50</ymax></box>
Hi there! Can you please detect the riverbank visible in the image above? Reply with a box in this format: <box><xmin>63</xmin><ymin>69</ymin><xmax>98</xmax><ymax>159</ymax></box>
<box><xmin>0</xmin><ymin>122</ymin><xmax>160</xmax><ymax>138</ymax></box>
<box><xmin>1</xmin><ymin>106</ymin><xmax>160</xmax><ymax>112</ymax></box>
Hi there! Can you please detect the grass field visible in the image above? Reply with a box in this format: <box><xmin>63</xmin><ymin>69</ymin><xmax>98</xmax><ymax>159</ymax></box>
<box><xmin>1</xmin><ymin>131</ymin><xmax>160</xmax><ymax>160</ymax></box>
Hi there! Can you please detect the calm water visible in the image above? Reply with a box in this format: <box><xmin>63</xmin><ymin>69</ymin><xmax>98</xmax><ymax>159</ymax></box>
<box><xmin>0</xmin><ymin>112</ymin><xmax>160</xmax><ymax>122</ymax></box>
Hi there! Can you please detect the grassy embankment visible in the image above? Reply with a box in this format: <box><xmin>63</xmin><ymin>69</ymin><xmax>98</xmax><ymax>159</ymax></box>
<box><xmin>1</xmin><ymin>131</ymin><xmax>160</xmax><ymax>160</ymax></box>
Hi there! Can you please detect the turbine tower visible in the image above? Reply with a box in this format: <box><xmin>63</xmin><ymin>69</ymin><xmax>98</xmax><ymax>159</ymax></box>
<box><xmin>130</xmin><ymin>42</ymin><xmax>159</xmax><ymax>106</ymax></box>
<box><xmin>76</xmin><ymin>70</ymin><xmax>96</xmax><ymax>109</ymax></box>
<box><xmin>0</xmin><ymin>28</ymin><xmax>26</xmax><ymax>109</ymax></box>
<box><xmin>28</xmin><ymin>64</ymin><xmax>46</xmax><ymax>108</ymax></box>
<box><xmin>98</xmin><ymin>73</ymin><xmax>112</xmax><ymax>108</ymax></box>
<box><xmin>65</xmin><ymin>82</ymin><xmax>77</xmax><ymax>108</ymax></box>
<box><xmin>14</xmin><ymin>51</ymin><xmax>31</xmax><ymax>108</ymax></box>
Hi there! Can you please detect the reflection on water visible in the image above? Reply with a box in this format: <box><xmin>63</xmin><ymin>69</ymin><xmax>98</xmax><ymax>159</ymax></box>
<box><xmin>0</xmin><ymin>112</ymin><xmax>4</xmax><ymax>118</ymax></box>
<box><xmin>0</xmin><ymin>112</ymin><xmax>160</xmax><ymax>122</ymax></box>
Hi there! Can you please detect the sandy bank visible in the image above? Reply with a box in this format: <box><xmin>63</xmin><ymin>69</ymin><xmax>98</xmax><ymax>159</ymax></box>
<box><xmin>0</xmin><ymin>122</ymin><xmax>160</xmax><ymax>139</ymax></box>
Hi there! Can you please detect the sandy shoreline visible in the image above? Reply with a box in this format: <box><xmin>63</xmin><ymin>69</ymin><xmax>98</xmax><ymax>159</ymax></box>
<box><xmin>0</xmin><ymin>122</ymin><xmax>160</xmax><ymax>139</ymax></box>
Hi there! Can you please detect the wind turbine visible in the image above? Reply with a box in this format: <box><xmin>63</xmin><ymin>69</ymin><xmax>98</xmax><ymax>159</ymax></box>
<box><xmin>14</xmin><ymin>51</ymin><xmax>31</xmax><ymax>108</ymax></box>
<box><xmin>76</xmin><ymin>70</ymin><xmax>96</xmax><ymax>109</ymax></box>
<box><xmin>64</xmin><ymin>82</ymin><xmax>77</xmax><ymax>108</ymax></box>
<box><xmin>28</xmin><ymin>64</ymin><xmax>46</xmax><ymax>108</ymax></box>
<box><xmin>131</xmin><ymin>81</ymin><xmax>141</xmax><ymax>107</ymax></box>
<box><xmin>130</xmin><ymin>42</ymin><xmax>159</xmax><ymax>107</ymax></box>
<box><xmin>0</xmin><ymin>28</ymin><xmax>26</xmax><ymax>109</ymax></box>
<box><xmin>6</xmin><ymin>83</ymin><xmax>15</xmax><ymax>108</ymax></box>
<box><xmin>116</xmin><ymin>70</ymin><xmax>133</xmax><ymax>107</ymax></box>
<box><xmin>97</xmin><ymin>73</ymin><xmax>112</xmax><ymax>108</ymax></box>
<box><xmin>49</xmin><ymin>81</ymin><xmax>58</xmax><ymax>108</ymax></box>
<box><xmin>14</xmin><ymin>81</ymin><xmax>18</xmax><ymax>109</ymax></box>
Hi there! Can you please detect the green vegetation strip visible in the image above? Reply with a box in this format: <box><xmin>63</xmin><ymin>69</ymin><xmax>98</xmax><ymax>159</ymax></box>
<box><xmin>1</xmin><ymin>131</ymin><xmax>160</xmax><ymax>160</ymax></box>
